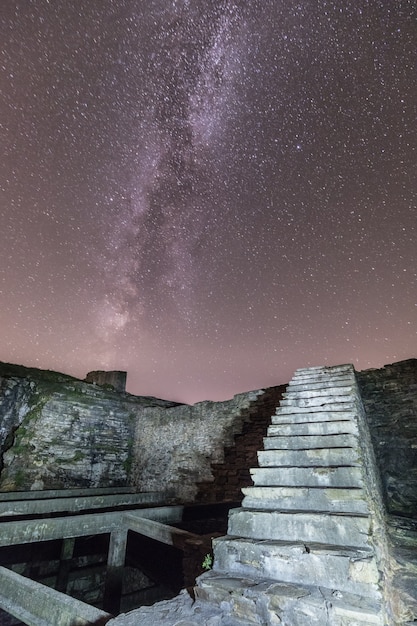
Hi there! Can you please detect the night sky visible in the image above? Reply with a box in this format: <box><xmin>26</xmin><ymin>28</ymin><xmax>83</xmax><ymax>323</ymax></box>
<box><xmin>1</xmin><ymin>1</ymin><xmax>416</xmax><ymax>404</ymax></box>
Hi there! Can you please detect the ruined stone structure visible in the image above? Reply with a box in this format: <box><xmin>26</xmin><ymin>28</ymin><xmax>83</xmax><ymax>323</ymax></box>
<box><xmin>0</xmin><ymin>359</ymin><xmax>416</xmax><ymax>625</ymax></box>
<box><xmin>85</xmin><ymin>371</ymin><xmax>127</xmax><ymax>393</ymax></box>
<box><xmin>197</xmin><ymin>364</ymin><xmax>394</xmax><ymax>624</ymax></box>
<box><xmin>109</xmin><ymin>362</ymin><xmax>417</xmax><ymax>626</ymax></box>
<box><xmin>0</xmin><ymin>361</ymin><xmax>282</xmax><ymax>502</ymax></box>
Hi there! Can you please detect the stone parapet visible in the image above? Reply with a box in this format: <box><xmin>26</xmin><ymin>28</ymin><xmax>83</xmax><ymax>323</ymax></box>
<box><xmin>357</xmin><ymin>359</ymin><xmax>417</xmax><ymax>518</ymax></box>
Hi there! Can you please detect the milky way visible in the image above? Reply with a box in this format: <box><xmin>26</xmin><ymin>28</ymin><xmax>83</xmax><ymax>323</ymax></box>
<box><xmin>1</xmin><ymin>1</ymin><xmax>416</xmax><ymax>403</ymax></box>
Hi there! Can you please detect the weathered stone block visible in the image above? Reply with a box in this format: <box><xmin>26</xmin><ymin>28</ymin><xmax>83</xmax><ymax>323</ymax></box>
<box><xmin>294</xmin><ymin>364</ymin><xmax>353</xmax><ymax>375</ymax></box>
<box><xmin>288</xmin><ymin>377</ymin><xmax>354</xmax><ymax>390</ymax></box>
<box><xmin>277</xmin><ymin>402</ymin><xmax>355</xmax><ymax>414</ymax></box>
<box><xmin>241</xmin><ymin>486</ymin><xmax>369</xmax><ymax>514</ymax></box>
<box><xmin>271</xmin><ymin>409</ymin><xmax>357</xmax><ymax>424</ymax></box>
<box><xmin>257</xmin><ymin>447</ymin><xmax>360</xmax><ymax>468</ymax></box>
<box><xmin>280</xmin><ymin>396</ymin><xmax>353</xmax><ymax>408</ymax></box>
<box><xmin>268</xmin><ymin>419</ymin><xmax>358</xmax><ymax>436</ymax></box>
<box><xmin>227</xmin><ymin>509</ymin><xmax>373</xmax><ymax>548</ymax></box>
<box><xmin>283</xmin><ymin>386</ymin><xmax>354</xmax><ymax>399</ymax></box>
<box><xmin>212</xmin><ymin>537</ymin><xmax>381</xmax><ymax>598</ymax></box>
<box><xmin>250</xmin><ymin>465</ymin><xmax>364</xmax><ymax>488</ymax></box>
<box><xmin>263</xmin><ymin>433</ymin><xmax>357</xmax><ymax>449</ymax></box>
<box><xmin>197</xmin><ymin>572</ymin><xmax>385</xmax><ymax>626</ymax></box>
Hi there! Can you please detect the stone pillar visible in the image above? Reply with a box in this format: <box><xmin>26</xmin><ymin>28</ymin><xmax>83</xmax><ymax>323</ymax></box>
<box><xmin>103</xmin><ymin>529</ymin><xmax>128</xmax><ymax>614</ymax></box>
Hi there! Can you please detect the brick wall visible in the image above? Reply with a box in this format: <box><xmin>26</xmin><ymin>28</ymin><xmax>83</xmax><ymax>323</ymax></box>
<box><xmin>195</xmin><ymin>386</ymin><xmax>286</xmax><ymax>503</ymax></box>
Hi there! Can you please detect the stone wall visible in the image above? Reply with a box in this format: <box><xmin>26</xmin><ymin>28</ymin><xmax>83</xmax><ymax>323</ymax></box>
<box><xmin>0</xmin><ymin>376</ymin><xmax>36</xmax><ymax>457</ymax></box>
<box><xmin>196</xmin><ymin>385</ymin><xmax>285</xmax><ymax>503</ymax></box>
<box><xmin>0</xmin><ymin>363</ymin><xmax>178</xmax><ymax>492</ymax></box>
<box><xmin>357</xmin><ymin>359</ymin><xmax>417</xmax><ymax>518</ymax></box>
<box><xmin>131</xmin><ymin>389</ymin><xmax>269</xmax><ymax>503</ymax></box>
<box><xmin>1</xmin><ymin>388</ymin><xmax>135</xmax><ymax>491</ymax></box>
<box><xmin>2</xmin><ymin>359</ymin><xmax>416</xmax><ymax>510</ymax></box>
<box><xmin>0</xmin><ymin>362</ymin><xmax>283</xmax><ymax>502</ymax></box>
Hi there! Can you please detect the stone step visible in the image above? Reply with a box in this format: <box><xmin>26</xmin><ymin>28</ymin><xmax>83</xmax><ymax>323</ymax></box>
<box><xmin>290</xmin><ymin>376</ymin><xmax>355</xmax><ymax>387</ymax></box>
<box><xmin>272</xmin><ymin>409</ymin><xmax>356</xmax><ymax>423</ymax></box>
<box><xmin>294</xmin><ymin>364</ymin><xmax>353</xmax><ymax>374</ymax></box>
<box><xmin>213</xmin><ymin>537</ymin><xmax>381</xmax><ymax>599</ymax></box>
<box><xmin>250</xmin><ymin>466</ymin><xmax>364</xmax><ymax>488</ymax></box>
<box><xmin>228</xmin><ymin>508</ymin><xmax>372</xmax><ymax>548</ymax></box>
<box><xmin>264</xmin><ymin>433</ymin><xmax>358</xmax><ymax>450</ymax></box>
<box><xmin>268</xmin><ymin>420</ymin><xmax>358</xmax><ymax>436</ymax></box>
<box><xmin>257</xmin><ymin>447</ymin><xmax>360</xmax><ymax>468</ymax></box>
<box><xmin>277</xmin><ymin>402</ymin><xmax>355</xmax><ymax>414</ymax></box>
<box><xmin>196</xmin><ymin>572</ymin><xmax>385</xmax><ymax>625</ymax></box>
<box><xmin>280</xmin><ymin>396</ymin><xmax>353</xmax><ymax>408</ymax></box>
<box><xmin>291</xmin><ymin>370</ymin><xmax>354</xmax><ymax>381</ymax></box>
<box><xmin>293</xmin><ymin>371</ymin><xmax>354</xmax><ymax>380</ymax></box>
<box><xmin>283</xmin><ymin>386</ymin><xmax>354</xmax><ymax>399</ymax></box>
<box><xmin>288</xmin><ymin>377</ymin><xmax>353</xmax><ymax>390</ymax></box>
<box><xmin>241</xmin><ymin>486</ymin><xmax>369</xmax><ymax>514</ymax></box>
<box><xmin>291</xmin><ymin>375</ymin><xmax>355</xmax><ymax>387</ymax></box>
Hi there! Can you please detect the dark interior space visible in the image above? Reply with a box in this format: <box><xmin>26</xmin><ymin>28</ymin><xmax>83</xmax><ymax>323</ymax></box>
<box><xmin>0</xmin><ymin>501</ymin><xmax>238</xmax><ymax>622</ymax></box>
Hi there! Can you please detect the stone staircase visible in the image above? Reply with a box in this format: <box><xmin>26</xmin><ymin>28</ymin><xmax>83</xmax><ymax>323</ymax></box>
<box><xmin>196</xmin><ymin>386</ymin><xmax>286</xmax><ymax>504</ymax></box>
<box><xmin>196</xmin><ymin>364</ymin><xmax>390</xmax><ymax>625</ymax></box>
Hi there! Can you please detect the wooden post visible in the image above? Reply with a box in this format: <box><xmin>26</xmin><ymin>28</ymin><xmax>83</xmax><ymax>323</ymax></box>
<box><xmin>56</xmin><ymin>537</ymin><xmax>75</xmax><ymax>593</ymax></box>
<box><xmin>103</xmin><ymin>529</ymin><xmax>128</xmax><ymax>614</ymax></box>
